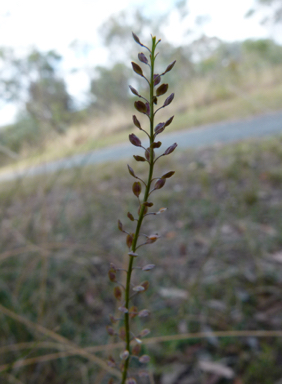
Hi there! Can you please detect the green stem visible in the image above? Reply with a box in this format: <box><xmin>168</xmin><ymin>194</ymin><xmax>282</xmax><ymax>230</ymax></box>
<box><xmin>121</xmin><ymin>36</ymin><xmax>157</xmax><ymax>384</ymax></box>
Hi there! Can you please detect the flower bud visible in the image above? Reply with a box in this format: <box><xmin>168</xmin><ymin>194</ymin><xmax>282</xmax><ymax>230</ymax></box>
<box><xmin>108</xmin><ymin>270</ymin><xmax>116</xmax><ymax>282</ymax></box>
<box><xmin>127</xmin><ymin>212</ymin><xmax>135</xmax><ymax>221</ymax></box>
<box><xmin>118</xmin><ymin>306</ymin><xmax>128</xmax><ymax>313</ymax></box>
<box><xmin>126</xmin><ymin>234</ymin><xmax>133</xmax><ymax>248</ymax></box>
<box><xmin>129</xmin><ymin>133</ymin><xmax>141</xmax><ymax>147</ymax></box>
<box><xmin>163</xmin><ymin>93</ymin><xmax>174</xmax><ymax>107</ymax></box>
<box><xmin>138</xmin><ymin>52</ymin><xmax>148</xmax><ymax>64</ymax></box>
<box><xmin>107</xmin><ymin>356</ymin><xmax>116</xmax><ymax>368</ymax></box>
<box><xmin>140</xmin><ymin>328</ymin><xmax>150</xmax><ymax>337</ymax></box>
<box><xmin>154</xmin><ymin>122</ymin><xmax>165</xmax><ymax>135</ymax></box>
<box><xmin>145</xmin><ymin>102</ymin><xmax>150</xmax><ymax>115</ymax></box>
<box><xmin>133</xmin><ymin>155</ymin><xmax>146</xmax><ymax>162</ymax></box>
<box><xmin>132</xmin><ymin>343</ymin><xmax>141</xmax><ymax>356</ymax></box>
<box><xmin>142</xmin><ymin>264</ymin><xmax>155</xmax><ymax>271</ymax></box>
<box><xmin>146</xmin><ymin>234</ymin><xmax>160</xmax><ymax>244</ymax></box>
<box><xmin>129</xmin><ymin>305</ymin><xmax>138</xmax><ymax>318</ymax></box>
<box><xmin>119</xmin><ymin>326</ymin><xmax>126</xmax><ymax>341</ymax></box>
<box><xmin>118</xmin><ymin>220</ymin><xmax>123</xmax><ymax>232</ymax></box>
<box><xmin>134</xmin><ymin>100</ymin><xmax>147</xmax><ymax>113</ymax></box>
<box><xmin>114</xmin><ymin>286</ymin><xmax>122</xmax><ymax>301</ymax></box>
<box><xmin>163</xmin><ymin>60</ymin><xmax>176</xmax><ymax>74</ymax></box>
<box><xmin>128</xmin><ymin>251</ymin><xmax>138</xmax><ymax>257</ymax></box>
<box><xmin>133</xmin><ymin>285</ymin><xmax>145</xmax><ymax>292</ymax></box>
<box><xmin>161</xmin><ymin>171</ymin><xmax>175</xmax><ymax>178</ymax></box>
<box><xmin>154</xmin><ymin>74</ymin><xmax>161</xmax><ymax>86</ymax></box>
<box><xmin>129</xmin><ymin>85</ymin><xmax>140</xmax><ymax>97</ymax></box>
<box><xmin>164</xmin><ymin>143</ymin><xmax>177</xmax><ymax>155</ymax></box>
<box><xmin>164</xmin><ymin>115</ymin><xmax>174</xmax><ymax>127</ymax></box>
<box><xmin>144</xmin><ymin>202</ymin><xmax>153</xmax><ymax>207</ymax></box>
<box><xmin>138</xmin><ymin>309</ymin><xmax>150</xmax><ymax>317</ymax></box>
<box><xmin>139</xmin><ymin>355</ymin><xmax>150</xmax><ymax>363</ymax></box>
<box><xmin>126</xmin><ymin>378</ymin><xmax>137</xmax><ymax>384</ymax></box>
<box><xmin>132</xmin><ymin>181</ymin><xmax>141</xmax><ymax>197</ymax></box>
<box><xmin>132</xmin><ymin>115</ymin><xmax>141</xmax><ymax>129</ymax></box>
<box><xmin>151</xmin><ymin>141</ymin><xmax>162</xmax><ymax>148</ymax></box>
<box><xmin>127</xmin><ymin>164</ymin><xmax>137</xmax><ymax>178</ymax></box>
<box><xmin>156</xmin><ymin>83</ymin><xmax>168</xmax><ymax>96</ymax></box>
<box><xmin>106</xmin><ymin>326</ymin><xmax>115</xmax><ymax>336</ymax></box>
<box><xmin>109</xmin><ymin>315</ymin><xmax>117</xmax><ymax>323</ymax></box>
<box><xmin>154</xmin><ymin>178</ymin><xmax>166</xmax><ymax>190</ymax></box>
<box><xmin>120</xmin><ymin>350</ymin><xmax>130</xmax><ymax>360</ymax></box>
<box><xmin>131</xmin><ymin>62</ymin><xmax>143</xmax><ymax>76</ymax></box>
<box><xmin>138</xmin><ymin>371</ymin><xmax>149</xmax><ymax>378</ymax></box>
<box><xmin>145</xmin><ymin>147</ymin><xmax>154</xmax><ymax>162</ymax></box>
<box><xmin>140</xmin><ymin>281</ymin><xmax>149</xmax><ymax>292</ymax></box>
<box><xmin>156</xmin><ymin>207</ymin><xmax>167</xmax><ymax>214</ymax></box>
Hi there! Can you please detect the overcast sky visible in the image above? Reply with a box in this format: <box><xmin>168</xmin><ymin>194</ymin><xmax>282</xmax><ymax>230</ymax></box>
<box><xmin>0</xmin><ymin>0</ymin><xmax>278</xmax><ymax>125</ymax></box>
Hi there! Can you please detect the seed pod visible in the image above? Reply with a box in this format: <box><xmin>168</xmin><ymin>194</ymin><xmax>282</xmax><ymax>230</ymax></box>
<box><xmin>132</xmin><ymin>32</ymin><xmax>142</xmax><ymax>45</ymax></box>
<box><xmin>114</xmin><ymin>286</ymin><xmax>122</xmax><ymax>301</ymax></box>
<box><xmin>156</xmin><ymin>83</ymin><xmax>168</xmax><ymax>96</ymax></box>
<box><xmin>154</xmin><ymin>178</ymin><xmax>166</xmax><ymax>190</ymax></box>
<box><xmin>138</xmin><ymin>309</ymin><xmax>150</xmax><ymax>317</ymax></box>
<box><xmin>106</xmin><ymin>326</ymin><xmax>115</xmax><ymax>336</ymax></box>
<box><xmin>129</xmin><ymin>305</ymin><xmax>138</xmax><ymax>318</ymax></box>
<box><xmin>151</xmin><ymin>141</ymin><xmax>162</xmax><ymax>148</ymax></box>
<box><xmin>164</xmin><ymin>115</ymin><xmax>174</xmax><ymax>127</ymax></box>
<box><xmin>153</xmin><ymin>96</ymin><xmax>158</xmax><ymax>105</ymax></box>
<box><xmin>126</xmin><ymin>234</ymin><xmax>133</xmax><ymax>248</ymax></box>
<box><xmin>120</xmin><ymin>350</ymin><xmax>130</xmax><ymax>360</ymax></box>
<box><xmin>162</xmin><ymin>171</ymin><xmax>175</xmax><ymax>178</ymax></box>
<box><xmin>140</xmin><ymin>281</ymin><xmax>149</xmax><ymax>292</ymax></box>
<box><xmin>109</xmin><ymin>263</ymin><xmax>117</xmax><ymax>272</ymax></box>
<box><xmin>134</xmin><ymin>100</ymin><xmax>147</xmax><ymax>114</ymax></box>
<box><xmin>163</xmin><ymin>60</ymin><xmax>176</xmax><ymax>74</ymax></box>
<box><xmin>132</xmin><ymin>343</ymin><xmax>141</xmax><ymax>356</ymax></box>
<box><xmin>140</xmin><ymin>328</ymin><xmax>150</xmax><ymax>337</ymax></box>
<box><xmin>119</xmin><ymin>326</ymin><xmax>126</xmax><ymax>341</ymax></box>
<box><xmin>132</xmin><ymin>181</ymin><xmax>141</xmax><ymax>197</ymax></box>
<box><xmin>139</xmin><ymin>355</ymin><xmax>150</xmax><ymax>363</ymax></box>
<box><xmin>118</xmin><ymin>220</ymin><xmax>123</xmax><ymax>232</ymax></box>
<box><xmin>154</xmin><ymin>122</ymin><xmax>165</xmax><ymax>135</ymax></box>
<box><xmin>164</xmin><ymin>143</ymin><xmax>178</xmax><ymax>155</ymax></box>
<box><xmin>131</xmin><ymin>62</ymin><xmax>143</xmax><ymax>76</ymax></box>
<box><xmin>142</xmin><ymin>264</ymin><xmax>155</xmax><ymax>271</ymax></box>
<box><xmin>145</xmin><ymin>147</ymin><xmax>154</xmax><ymax>162</ymax></box>
<box><xmin>127</xmin><ymin>212</ymin><xmax>134</xmax><ymax>221</ymax></box>
<box><xmin>127</xmin><ymin>164</ymin><xmax>137</xmax><ymax>179</ymax></box>
<box><xmin>129</xmin><ymin>133</ymin><xmax>141</xmax><ymax>147</ymax></box>
<box><xmin>108</xmin><ymin>270</ymin><xmax>116</xmax><ymax>282</ymax></box>
<box><xmin>133</xmin><ymin>155</ymin><xmax>146</xmax><ymax>162</ymax></box>
<box><xmin>132</xmin><ymin>115</ymin><xmax>141</xmax><ymax>129</ymax></box>
<box><xmin>129</xmin><ymin>85</ymin><xmax>140</xmax><ymax>97</ymax></box>
<box><xmin>144</xmin><ymin>202</ymin><xmax>153</xmax><ymax>207</ymax></box>
<box><xmin>156</xmin><ymin>207</ymin><xmax>167</xmax><ymax>214</ymax></box>
<box><xmin>107</xmin><ymin>356</ymin><xmax>116</xmax><ymax>368</ymax></box>
<box><xmin>154</xmin><ymin>74</ymin><xmax>161</xmax><ymax>86</ymax></box>
<box><xmin>138</xmin><ymin>52</ymin><xmax>148</xmax><ymax>64</ymax></box>
<box><xmin>145</xmin><ymin>102</ymin><xmax>150</xmax><ymax>116</ymax></box>
<box><xmin>163</xmin><ymin>93</ymin><xmax>174</xmax><ymax>107</ymax></box>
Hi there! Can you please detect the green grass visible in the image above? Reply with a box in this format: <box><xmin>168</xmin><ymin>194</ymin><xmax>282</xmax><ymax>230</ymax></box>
<box><xmin>1</xmin><ymin>135</ymin><xmax>282</xmax><ymax>382</ymax></box>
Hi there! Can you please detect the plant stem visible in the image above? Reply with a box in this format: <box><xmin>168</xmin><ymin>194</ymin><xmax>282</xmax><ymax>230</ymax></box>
<box><xmin>121</xmin><ymin>36</ymin><xmax>157</xmax><ymax>384</ymax></box>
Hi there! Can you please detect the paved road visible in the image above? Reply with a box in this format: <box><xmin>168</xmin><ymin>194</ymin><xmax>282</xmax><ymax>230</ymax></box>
<box><xmin>0</xmin><ymin>110</ymin><xmax>282</xmax><ymax>182</ymax></box>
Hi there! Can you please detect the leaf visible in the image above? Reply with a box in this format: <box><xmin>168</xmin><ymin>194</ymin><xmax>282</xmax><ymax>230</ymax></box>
<box><xmin>163</xmin><ymin>93</ymin><xmax>174</xmax><ymax>107</ymax></box>
<box><xmin>129</xmin><ymin>85</ymin><xmax>140</xmax><ymax>97</ymax></box>
<box><xmin>131</xmin><ymin>61</ymin><xmax>143</xmax><ymax>76</ymax></box>
<box><xmin>134</xmin><ymin>100</ymin><xmax>147</xmax><ymax>113</ymax></box>
<box><xmin>132</xmin><ymin>181</ymin><xmax>141</xmax><ymax>197</ymax></box>
<box><xmin>163</xmin><ymin>60</ymin><xmax>176</xmax><ymax>74</ymax></box>
<box><xmin>129</xmin><ymin>133</ymin><xmax>141</xmax><ymax>147</ymax></box>
<box><xmin>132</xmin><ymin>115</ymin><xmax>141</xmax><ymax>129</ymax></box>
<box><xmin>164</xmin><ymin>142</ymin><xmax>177</xmax><ymax>155</ymax></box>
<box><xmin>138</xmin><ymin>52</ymin><xmax>148</xmax><ymax>64</ymax></box>
<box><xmin>156</xmin><ymin>83</ymin><xmax>168</xmax><ymax>96</ymax></box>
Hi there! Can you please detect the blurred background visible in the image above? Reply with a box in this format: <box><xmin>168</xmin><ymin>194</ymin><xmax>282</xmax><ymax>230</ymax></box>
<box><xmin>0</xmin><ymin>0</ymin><xmax>282</xmax><ymax>383</ymax></box>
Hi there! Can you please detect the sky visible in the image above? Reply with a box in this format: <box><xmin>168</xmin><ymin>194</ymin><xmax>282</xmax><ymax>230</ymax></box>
<box><xmin>0</xmin><ymin>0</ymin><xmax>279</xmax><ymax>125</ymax></box>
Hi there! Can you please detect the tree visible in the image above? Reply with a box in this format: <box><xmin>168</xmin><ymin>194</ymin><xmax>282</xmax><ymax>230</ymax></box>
<box><xmin>246</xmin><ymin>0</ymin><xmax>282</xmax><ymax>25</ymax></box>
